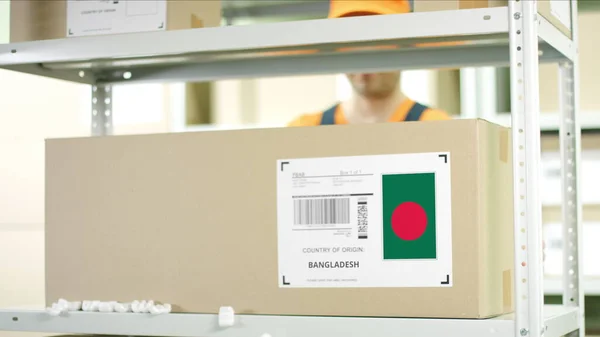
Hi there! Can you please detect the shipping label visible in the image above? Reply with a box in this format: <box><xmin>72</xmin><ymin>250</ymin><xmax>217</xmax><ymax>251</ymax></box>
<box><xmin>67</xmin><ymin>0</ymin><xmax>167</xmax><ymax>37</ymax></box>
<box><xmin>277</xmin><ymin>152</ymin><xmax>453</xmax><ymax>288</ymax></box>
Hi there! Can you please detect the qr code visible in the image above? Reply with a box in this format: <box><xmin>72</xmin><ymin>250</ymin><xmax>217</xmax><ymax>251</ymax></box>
<box><xmin>358</xmin><ymin>202</ymin><xmax>368</xmax><ymax>239</ymax></box>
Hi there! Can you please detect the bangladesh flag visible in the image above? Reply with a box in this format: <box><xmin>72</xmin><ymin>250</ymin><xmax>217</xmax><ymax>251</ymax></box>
<box><xmin>382</xmin><ymin>173</ymin><xmax>436</xmax><ymax>260</ymax></box>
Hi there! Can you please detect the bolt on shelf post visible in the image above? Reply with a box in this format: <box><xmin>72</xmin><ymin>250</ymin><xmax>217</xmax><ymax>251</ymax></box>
<box><xmin>509</xmin><ymin>0</ymin><xmax>544</xmax><ymax>336</ymax></box>
<box><xmin>91</xmin><ymin>84</ymin><xmax>114</xmax><ymax>136</ymax></box>
<box><xmin>559</xmin><ymin>0</ymin><xmax>584</xmax><ymax>336</ymax></box>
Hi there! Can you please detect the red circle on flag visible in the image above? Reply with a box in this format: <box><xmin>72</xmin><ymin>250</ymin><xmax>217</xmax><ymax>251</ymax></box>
<box><xmin>391</xmin><ymin>202</ymin><xmax>428</xmax><ymax>241</ymax></box>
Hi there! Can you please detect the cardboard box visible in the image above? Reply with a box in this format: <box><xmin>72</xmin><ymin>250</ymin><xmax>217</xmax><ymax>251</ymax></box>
<box><xmin>414</xmin><ymin>0</ymin><xmax>571</xmax><ymax>39</ymax></box>
<box><xmin>9</xmin><ymin>0</ymin><xmax>221</xmax><ymax>43</ymax></box>
<box><xmin>413</xmin><ymin>0</ymin><xmax>506</xmax><ymax>12</ymax></box>
<box><xmin>9</xmin><ymin>0</ymin><xmax>66</xmax><ymax>43</ymax></box>
<box><xmin>46</xmin><ymin>119</ymin><xmax>514</xmax><ymax>319</ymax></box>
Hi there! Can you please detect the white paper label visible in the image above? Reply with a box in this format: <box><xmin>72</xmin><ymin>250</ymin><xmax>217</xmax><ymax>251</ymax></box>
<box><xmin>277</xmin><ymin>152</ymin><xmax>453</xmax><ymax>288</ymax></box>
<box><xmin>549</xmin><ymin>0</ymin><xmax>572</xmax><ymax>30</ymax></box>
<box><xmin>67</xmin><ymin>0</ymin><xmax>167</xmax><ymax>37</ymax></box>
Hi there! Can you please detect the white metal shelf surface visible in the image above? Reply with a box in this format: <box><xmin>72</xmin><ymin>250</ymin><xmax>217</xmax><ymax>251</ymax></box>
<box><xmin>0</xmin><ymin>305</ymin><xmax>580</xmax><ymax>337</ymax></box>
<box><xmin>0</xmin><ymin>7</ymin><xmax>574</xmax><ymax>85</ymax></box>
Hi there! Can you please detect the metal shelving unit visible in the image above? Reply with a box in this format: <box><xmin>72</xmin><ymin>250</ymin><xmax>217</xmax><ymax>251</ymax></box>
<box><xmin>0</xmin><ymin>1</ymin><xmax>584</xmax><ymax>337</ymax></box>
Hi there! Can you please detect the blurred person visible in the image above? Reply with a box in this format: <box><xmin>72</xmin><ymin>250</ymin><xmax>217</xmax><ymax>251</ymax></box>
<box><xmin>288</xmin><ymin>0</ymin><xmax>547</xmax><ymax>260</ymax></box>
<box><xmin>288</xmin><ymin>0</ymin><xmax>451</xmax><ymax>127</ymax></box>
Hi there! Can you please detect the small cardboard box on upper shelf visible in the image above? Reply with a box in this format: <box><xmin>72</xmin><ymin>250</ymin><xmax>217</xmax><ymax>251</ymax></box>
<box><xmin>413</xmin><ymin>0</ymin><xmax>572</xmax><ymax>39</ymax></box>
<box><xmin>9</xmin><ymin>0</ymin><xmax>221</xmax><ymax>43</ymax></box>
<box><xmin>413</xmin><ymin>0</ymin><xmax>507</xmax><ymax>13</ymax></box>
<box><xmin>45</xmin><ymin>119</ymin><xmax>515</xmax><ymax>319</ymax></box>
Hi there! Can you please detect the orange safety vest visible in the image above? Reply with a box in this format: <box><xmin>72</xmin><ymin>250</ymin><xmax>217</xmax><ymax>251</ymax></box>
<box><xmin>287</xmin><ymin>99</ymin><xmax>451</xmax><ymax>127</ymax></box>
<box><xmin>319</xmin><ymin>101</ymin><xmax>429</xmax><ymax>125</ymax></box>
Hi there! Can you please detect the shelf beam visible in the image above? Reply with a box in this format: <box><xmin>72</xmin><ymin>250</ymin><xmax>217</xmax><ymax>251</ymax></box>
<box><xmin>0</xmin><ymin>7</ymin><xmax>573</xmax><ymax>85</ymax></box>
<box><xmin>0</xmin><ymin>40</ymin><xmax>566</xmax><ymax>85</ymax></box>
<box><xmin>0</xmin><ymin>305</ymin><xmax>580</xmax><ymax>337</ymax></box>
<box><xmin>100</xmin><ymin>43</ymin><xmax>567</xmax><ymax>85</ymax></box>
<box><xmin>0</xmin><ymin>8</ymin><xmax>510</xmax><ymax>67</ymax></box>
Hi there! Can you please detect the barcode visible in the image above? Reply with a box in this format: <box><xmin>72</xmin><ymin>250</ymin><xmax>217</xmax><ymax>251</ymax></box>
<box><xmin>358</xmin><ymin>201</ymin><xmax>368</xmax><ymax>239</ymax></box>
<box><xmin>294</xmin><ymin>198</ymin><xmax>350</xmax><ymax>225</ymax></box>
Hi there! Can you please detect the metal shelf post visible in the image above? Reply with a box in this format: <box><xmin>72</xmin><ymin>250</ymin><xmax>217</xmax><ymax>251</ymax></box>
<box><xmin>91</xmin><ymin>84</ymin><xmax>113</xmax><ymax>136</ymax></box>
<box><xmin>560</xmin><ymin>0</ymin><xmax>585</xmax><ymax>336</ymax></box>
<box><xmin>509</xmin><ymin>0</ymin><xmax>545</xmax><ymax>336</ymax></box>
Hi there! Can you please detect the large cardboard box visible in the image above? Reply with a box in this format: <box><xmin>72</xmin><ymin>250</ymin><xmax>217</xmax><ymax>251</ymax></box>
<box><xmin>9</xmin><ymin>0</ymin><xmax>221</xmax><ymax>43</ymax></box>
<box><xmin>46</xmin><ymin>119</ymin><xmax>514</xmax><ymax>319</ymax></box>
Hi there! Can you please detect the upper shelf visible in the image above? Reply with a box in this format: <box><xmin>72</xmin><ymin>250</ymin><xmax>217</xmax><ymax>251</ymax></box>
<box><xmin>0</xmin><ymin>7</ymin><xmax>574</xmax><ymax>85</ymax></box>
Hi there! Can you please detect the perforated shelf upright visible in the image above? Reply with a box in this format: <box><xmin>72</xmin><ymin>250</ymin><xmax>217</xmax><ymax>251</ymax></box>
<box><xmin>0</xmin><ymin>1</ymin><xmax>584</xmax><ymax>336</ymax></box>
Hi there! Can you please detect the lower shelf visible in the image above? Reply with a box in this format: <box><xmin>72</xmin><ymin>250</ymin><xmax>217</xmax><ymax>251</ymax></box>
<box><xmin>0</xmin><ymin>305</ymin><xmax>580</xmax><ymax>337</ymax></box>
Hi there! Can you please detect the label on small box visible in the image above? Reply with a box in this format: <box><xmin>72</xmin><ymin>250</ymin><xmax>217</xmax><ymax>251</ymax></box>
<box><xmin>67</xmin><ymin>0</ymin><xmax>167</xmax><ymax>37</ymax></box>
<box><xmin>276</xmin><ymin>152</ymin><xmax>453</xmax><ymax>288</ymax></box>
